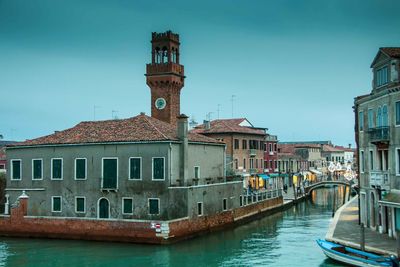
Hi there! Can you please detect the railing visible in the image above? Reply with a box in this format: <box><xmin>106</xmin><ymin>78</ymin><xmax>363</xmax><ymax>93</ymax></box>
<box><xmin>240</xmin><ymin>189</ymin><xmax>283</xmax><ymax>207</ymax></box>
<box><xmin>146</xmin><ymin>62</ymin><xmax>184</xmax><ymax>76</ymax></box>
<box><xmin>368</xmin><ymin>127</ymin><xmax>390</xmax><ymax>143</ymax></box>
<box><xmin>369</xmin><ymin>171</ymin><xmax>390</xmax><ymax>187</ymax></box>
<box><xmin>266</xmin><ymin>135</ymin><xmax>278</xmax><ymax>141</ymax></box>
<box><xmin>249</xmin><ymin>149</ymin><xmax>257</xmax><ymax>157</ymax></box>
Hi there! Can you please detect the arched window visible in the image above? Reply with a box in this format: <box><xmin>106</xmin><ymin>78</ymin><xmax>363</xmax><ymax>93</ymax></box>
<box><xmin>155</xmin><ymin>47</ymin><xmax>161</xmax><ymax>63</ymax></box>
<box><xmin>382</xmin><ymin>105</ymin><xmax>388</xmax><ymax>127</ymax></box>
<box><xmin>162</xmin><ymin>46</ymin><xmax>168</xmax><ymax>63</ymax></box>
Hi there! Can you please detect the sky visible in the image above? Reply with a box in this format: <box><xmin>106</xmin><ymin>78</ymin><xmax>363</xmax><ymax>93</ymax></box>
<box><xmin>0</xmin><ymin>0</ymin><xmax>399</xmax><ymax>146</ymax></box>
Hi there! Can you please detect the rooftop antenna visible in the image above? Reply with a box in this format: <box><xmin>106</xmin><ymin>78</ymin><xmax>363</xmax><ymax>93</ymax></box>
<box><xmin>93</xmin><ymin>105</ymin><xmax>101</xmax><ymax>121</ymax></box>
<box><xmin>217</xmin><ymin>104</ymin><xmax>221</xmax><ymax>119</ymax></box>
<box><xmin>231</xmin><ymin>95</ymin><xmax>236</xmax><ymax>118</ymax></box>
<box><xmin>112</xmin><ymin>110</ymin><xmax>119</xmax><ymax>119</ymax></box>
<box><xmin>206</xmin><ymin>112</ymin><xmax>214</xmax><ymax>122</ymax></box>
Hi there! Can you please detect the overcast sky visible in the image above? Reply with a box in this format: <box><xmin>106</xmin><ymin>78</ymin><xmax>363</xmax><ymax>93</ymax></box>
<box><xmin>1</xmin><ymin>0</ymin><xmax>399</xmax><ymax>146</ymax></box>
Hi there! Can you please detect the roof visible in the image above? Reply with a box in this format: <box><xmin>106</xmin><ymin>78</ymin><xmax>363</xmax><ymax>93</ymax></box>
<box><xmin>322</xmin><ymin>145</ymin><xmax>345</xmax><ymax>153</ymax></box>
<box><xmin>0</xmin><ymin>141</ymin><xmax>17</xmax><ymax>147</ymax></box>
<box><xmin>370</xmin><ymin>47</ymin><xmax>400</xmax><ymax>67</ymax></box>
<box><xmin>9</xmin><ymin>114</ymin><xmax>222</xmax><ymax>148</ymax></box>
<box><xmin>191</xmin><ymin>118</ymin><xmax>265</xmax><ymax>136</ymax></box>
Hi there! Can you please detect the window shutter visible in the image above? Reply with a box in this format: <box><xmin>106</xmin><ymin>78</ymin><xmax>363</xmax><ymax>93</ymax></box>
<box><xmin>103</xmin><ymin>159</ymin><xmax>117</xmax><ymax>188</ymax></box>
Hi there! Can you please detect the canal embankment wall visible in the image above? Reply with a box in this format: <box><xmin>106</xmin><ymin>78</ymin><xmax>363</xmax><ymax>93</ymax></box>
<box><xmin>0</xmin><ymin>194</ymin><xmax>284</xmax><ymax>244</ymax></box>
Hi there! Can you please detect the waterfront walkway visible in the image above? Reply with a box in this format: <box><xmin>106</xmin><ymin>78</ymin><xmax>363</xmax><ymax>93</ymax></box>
<box><xmin>326</xmin><ymin>196</ymin><xmax>397</xmax><ymax>256</ymax></box>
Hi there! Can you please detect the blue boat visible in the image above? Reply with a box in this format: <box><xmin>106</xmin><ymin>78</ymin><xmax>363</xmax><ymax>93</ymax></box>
<box><xmin>316</xmin><ymin>239</ymin><xmax>396</xmax><ymax>267</ymax></box>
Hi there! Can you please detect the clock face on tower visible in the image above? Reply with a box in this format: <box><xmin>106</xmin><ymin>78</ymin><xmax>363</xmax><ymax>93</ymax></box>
<box><xmin>155</xmin><ymin>98</ymin><xmax>166</xmax><ymax>110</ymax></box>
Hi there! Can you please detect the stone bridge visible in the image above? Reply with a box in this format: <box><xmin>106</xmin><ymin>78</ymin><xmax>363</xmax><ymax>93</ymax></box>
<box><xmin>305</xmin><ymin>180</ymin><xmax>352</xmax><ymax>195</ymax></box>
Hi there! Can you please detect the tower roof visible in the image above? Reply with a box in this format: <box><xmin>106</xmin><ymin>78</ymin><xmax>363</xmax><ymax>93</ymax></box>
<box><xmin>9</xmin><ymin>114</ymin><xmax>222</xmax><ymax>148</ymax></box>
<box><xmin>191</xmin><ymin>118</ymin><xmax>266</xmax><ymax>135</ymax></box>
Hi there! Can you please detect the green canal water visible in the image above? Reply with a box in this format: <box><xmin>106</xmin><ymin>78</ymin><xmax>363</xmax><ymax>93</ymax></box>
<box><xmin>0</xmin><ymin>187</ymin><xmax>347</xmax><ymax>267</ymax></box>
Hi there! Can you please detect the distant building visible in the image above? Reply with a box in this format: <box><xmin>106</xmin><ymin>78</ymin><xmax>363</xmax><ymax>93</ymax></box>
<box><xmin>191</xmin><ymin>118</ymin><xmax>266</xmax><ymax>176</ymax></box>
<box><xmin>0</xmin><ymin>141</ymin><xmax>17</xmax><ymax>172</ymax></box>
<box><xmin>354</xmin><ymin>47</ymin><xmax>400</xmax><ymax>240</ymax></box>
<box><xmin>264</xmin><ymin>135</ymin><xmax>278</xmax><ymax>174</ymax></box>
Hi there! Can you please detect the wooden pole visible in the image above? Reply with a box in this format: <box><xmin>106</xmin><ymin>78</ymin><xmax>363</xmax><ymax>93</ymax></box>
<box><xmin>332</xmin><ymin>187</ymin><xmax>336</xmax><ymax>217</ymax></box>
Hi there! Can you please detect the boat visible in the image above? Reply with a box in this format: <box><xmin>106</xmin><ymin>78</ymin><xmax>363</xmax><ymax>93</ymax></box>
<box><xmin>316</xmin><ymin>239</ymin><xmax>396</xmax><ymax>267</ymax></box>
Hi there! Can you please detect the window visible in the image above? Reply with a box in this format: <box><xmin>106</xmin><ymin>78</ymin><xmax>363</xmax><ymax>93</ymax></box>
<box><xmin>274</xmin><ymin>160</ymin><xmax>277</xmax><ymax>169</ymax></box>
<box><xmin>382</xmin><ymin>105</ymin><xmax>388</xmax><ymax>127</ymax></box>
<box><xmin>239</xmin><ymin>196</ymin><xmax>243</xmax><ymax>207</ymax></box>
<box><xmin>369</xmin><ymin>150</ymin><xmax>374</xmax><ymax>171</ymax></box>
<box><xmin>269</xmin><ymin>143</ymin><xmax>273</xmax><ymax>152</ymax></box>
<box><xmin>75</xmin><ymin>158</ymin><xmax>87</xmax><ymax>180</ymax></box>
<box><xmin>102</xmin><ymin>158</ymin><xmax>118</xmax><ymax>189</ymax></box>
<box><xmin>243</xmin><ymin>158</ymin><xmax>246</xmax><ymax>169</ymax></box>
<box><xmin>396</xmin><ymin>148</ymin><xmax>400</xmax><ymax>175</ymax></box>
<box><xmin>152</xmin><ymin>157</ymin><xmax>165</xmax><ymax>180</ymax></box>
<box><xmin>264</xmin><ymin>143</ymin><xmax>267</xmax><ymax>152</ymax></box>
<box><xmin>194</xmin><ymin>166</ymin><xmax>200</xmax><ymax>178</ymax></box>
<box><xmin>51</xmin><ymin>158</ymin><xmax>63</xmax><ymax>180</ymax></box>
<box><xmin>249</xmin><ymin>158</ymin><xmax>254</xmax><ymax>169</ymax></box>
<box><xmin>52</xmin><ymin>196</ymin><xmax>62</xmax><ymax>212</ymax></box>
<box><xmin>234</xmin><ymin>139</ymin><xmax>239</xmax><ymax>149</ymax></box>
<box><xmin>259</xmin><ymin>141</ymin><xmax>263</xmax><ymax>150</ymax></box>
<box><xmin>368</xmin><ymin>109</ymin><xmax>374</xmax><ymax>129</ymax></box>
<box><xmin>274</xmin><ymin>144</ymin><xmax>277</xmax><ymax>151</ymax></box>
<box><xmin>149</xmin><ymin>198</ymin><xmax>160</xmax><ymax>215</ymax></box>
<box><xmin>242</xmin><ymin>140</ymin><xmax>247</xmax><ymax>149</ymax></box>
<box><xmin>197</xmin><ymin>202</ymin><xmax>203</xmax><ymax>216</ymax></box>
<box><xmin>360</xmin><ymin>150</ymin><xmax>365</xmax><ymax>173</ymax></box>
<box><xmin>396</xmin><ymin>101</ymin><xmax>400</xmax><ymax>126</ymax></box>
<box><xmin>376</xmin><ymin>66</ymin><xmax>388</xmax><ymax>87</ymax></box>
<box><xmin>264</xmin><ymin>160</ymin><xmax>268</xmax><ymax>169</ymax></box>
<box><xmin>75</xmin><ymin>197</ymin><xmax>85</xmax><ymax>213</ymax></box>
<box><xmin>255</xmin><ymin>159</ymin><xmax>258</xmax><ymax>168</ymax></box>
<box><xmin>122</xmin><ymin>198</ymin><xmax>133</xmax><ymax>215</ymax></box>
<box><xmin>377</xmin><ymin>107</ymin><xmax>382</xmax><ymax>127</ymax></box>
<box><xmin>359</xmin><ymin>111</ymin><xmax>364</xmax><ymax>131</ymax></box>
<box><xmin>129</xmin><ymin>157</ymin><xmax>141</xmax><ymax>180</ymax></box>
<box><xmin>32</xmin><ymin>159</ymin><xmax>42</xmax><ymax>180</ymax></box>
<box><xmin>222</xmin><ymin>198</ymin><xmax>227</xmax><ymax>211</ymax></box>
<box><xmin>0</xmin><ymin>164</ymin><xmax>4</xmax><ymax>170</ymax></box>
<box><xmin>11</xmin><ymin>159</ymin><xmax>21</xmax><ymax>180</ymax></box>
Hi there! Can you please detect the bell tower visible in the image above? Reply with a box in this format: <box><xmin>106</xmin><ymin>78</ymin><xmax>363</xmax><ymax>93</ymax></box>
<box><xmin>146</xmin><ymin>31</ymin><xmax>185</xmax><ymax>125</ymax></box>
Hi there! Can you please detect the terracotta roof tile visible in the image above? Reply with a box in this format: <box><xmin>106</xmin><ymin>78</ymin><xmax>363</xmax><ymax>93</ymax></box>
<box><xmin>10</xmin><ymin>114</ymin><xmax>222</xmax><ymax>147</ymax></box>
<box><xmin>191</xmin><ymin>118</ymin><xmax>265</xmax><ymax>136</ymax></box>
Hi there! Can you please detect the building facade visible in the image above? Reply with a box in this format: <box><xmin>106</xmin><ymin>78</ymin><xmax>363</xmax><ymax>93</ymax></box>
<box><xmin>264</xmin><ymin>135</ymin><xmax>278</xmax><ymax>174</ymax></box>
<box><xmin>354</xmin><ymin>47</ymin><xmax>400</xmax><ymax>239</ymax></box>
<box><xmin>191</xmin><ymin>118</ymin><xmax>266</xmax><ymax>176</ymax></box>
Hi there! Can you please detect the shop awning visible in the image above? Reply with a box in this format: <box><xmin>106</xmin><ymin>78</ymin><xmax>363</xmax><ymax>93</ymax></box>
<box><xmin>257</xmin><ymin>174</ymin><xmax>270</xmax><ymax>180</ymax></box>
<box><xmin>379</xmin><ymin>190</ymin><xmax>400</xmax><ymax>208</ymax></box>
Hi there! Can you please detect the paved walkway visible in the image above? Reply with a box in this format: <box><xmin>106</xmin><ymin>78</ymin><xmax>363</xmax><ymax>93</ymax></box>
<box><xmin>326</xmin><ymin>196</ymin><xmax>397</xmax><ymax>256</ymax></box>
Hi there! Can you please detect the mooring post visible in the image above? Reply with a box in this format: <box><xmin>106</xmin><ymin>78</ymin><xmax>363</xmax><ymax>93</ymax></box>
<box><xmin>332</xmin><ymin>188</ymin><xmax>336</xmax><ymax>217</ymax></box>
<box><xmin>360</xmin><ymin>223</ymin><xmax>365</xmax><ymax>251</ymax></box>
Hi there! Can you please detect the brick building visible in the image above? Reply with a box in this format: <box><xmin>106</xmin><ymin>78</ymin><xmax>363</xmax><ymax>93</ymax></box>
<box><xmin>191</xmin><ymin>118</ymin><xmax>266</xmax><ymax>176</ymax></box>
<box><xmin>264</xmin><ymin>134</ymin><xmax>278</xmax><ymax>174</ymax></box>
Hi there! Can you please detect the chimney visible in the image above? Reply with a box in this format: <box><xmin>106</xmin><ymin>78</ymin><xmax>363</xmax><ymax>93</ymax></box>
<box><xmin>178</xmin><ymin>114</ymin><xmax>189</xmax><ymax>186</ymax></box>
<box><xmin>203</xmin><ymin>120</ymin><xmax>211</xmax><ymax>130</ymax></box>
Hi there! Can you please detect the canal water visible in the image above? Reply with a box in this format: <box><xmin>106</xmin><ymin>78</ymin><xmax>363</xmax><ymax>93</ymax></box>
<box><xmin>0</xmin><ymin>187</ymin><xmax>348</xmax><ymax>267</ymax></box>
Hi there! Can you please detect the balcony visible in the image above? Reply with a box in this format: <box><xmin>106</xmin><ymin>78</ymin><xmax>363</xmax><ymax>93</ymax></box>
<box><xmin>368</xmin><ymin>127</ymin><xmax>390</xmax><ymax>144</ymax></box>
<box><xmin>266</xmin><ymin>135</ymin><xmax>278</xmax><ymax>141</ymax></box>
<box><xmin>249</xmin><ymin>149</ymin><xmax>257</xmax><ymax>157</ymax></box>
<box><xmin>369</xmin><ymin>171</ymin><xmax>390</xmax><ymax>188</ymax></box>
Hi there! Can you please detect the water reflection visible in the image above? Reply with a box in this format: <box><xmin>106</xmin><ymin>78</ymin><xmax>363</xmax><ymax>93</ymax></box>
<box><xmin>0</xmin><ymin>188</ymin><xmax>347</xmax><ymax>267</ymax></box>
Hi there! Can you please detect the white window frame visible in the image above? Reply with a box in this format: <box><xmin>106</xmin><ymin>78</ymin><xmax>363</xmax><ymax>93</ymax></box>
<box><xmin>222</xmin><ymin>198</ymin><xmax>227</xmax><ymax>211</ymax></box>
<box><xmin>360</xmin><ymin>150</ymin><xmax>365</xmax><ymax>174</ymax></box>
<box><xmin>97</xmin><ymin>197</ymin><xmax>111</xmax><ymax>219</ymax></box>
<box><xmin>128</xmin><ymin>157</ymin><xmax>142</xmax><ymax>180</ymax></box>
<box><xmin>396</xmin><ymin>147</ymin><xmax>400</xmax><ymax>176</ymax></box>
<box><xmin>10</xmin><ymin>159</ymin><xmax>22</xmax><ymax>181</ymax></box>
<box><xmin>369</xmin><ymin>149</ymin><xmax>374</xmax><ymax>171</ymax></box>
<box><xmin>51</xmin><ymin>196</ymin><xmax>62</xmax><ymax>213</ymax></box>
<box><xmin>148</xmin><ymin>198</ymin><xmax>160</xmax><ymax>215</ymax></box>
<box><xmin>197</xmin><ymin>202</ymin><xmax>203</xmax><ymax>216</ymax></box>
<box><xmin>51</xmin><ymin>158</ymin><xmax>63</xmax><ymax>180</ymax></box>
<box><xmin>31</xmin><ymin>158</ymin><xmax>43</xmax><ymax>180</ymax></box>
<box><xmin>101</xmin><ymin>157</ymin><xmax>119</xmax><ymax>189</ymax></box>
<box><xmin>75</xmin><ymin>196</ymin><xmax>86</xmax><ymax>213</ymax></box>
<box><xmin>122</xmin><ymin>197</ymin><xmax>134</xmax><ymax>215</ymax></box>
<box><xmin>395</xmin><ymin>101</ymin><xmax>400</xmax><ymax>127</ymax></box>
<box><xmin>269</xmin><ymin>143</ymin><xmax>273</xmax><ymax>152</ymax></box>
<box><xmin>74</xmin><ymin>158</ymin><xmax>87</xmax><ymax>180</ymax></box>
<box><xmin>194</xmin><ymin>166</ymin><xmax>200</xmax><ymax>179</ymax></box>
<box><xmin>152</xmin><ymin>157</ymin><xmax>165</xmax><ymax>181</ymax></box>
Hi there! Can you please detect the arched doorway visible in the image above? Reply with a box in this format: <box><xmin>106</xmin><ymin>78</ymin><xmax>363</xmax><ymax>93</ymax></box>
<box><xmin>369</xmin><ymin>192</ymin><xmax>376</xmax><ymax>228</ymax></box>
<box><xmin>98</xmin><ymin>198</ymin><xmax>110</xmax><ymax>219</ymax></box>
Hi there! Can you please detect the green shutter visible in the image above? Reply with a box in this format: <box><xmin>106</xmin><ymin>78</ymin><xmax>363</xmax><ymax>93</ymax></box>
<box><xmin>149</xmin><ymin>199</ymin><xmax>159</xmax><ymax>215</ymax></box>
<box><xmin>76</xmin><ymin>198</ymin><xmax>85</xmax><ymax>212</ymax></box>
<box><xmin>75</xmin><ymin>159</ymin><xmax>86</xmax><ymax>179</ymax></box>
<box><xmin>130</xmin><ymin>158</ymin><xmax>141</xmax><ymax>179</ymax></box>
<box><xmin>103</xmin><ymin>159</ymin><xmax>117</xmax><ymax>189</ymax></box>
<box><xmin>123</xmin><ymin>199</ymin><xmax>133</xmax><ymax>214</ymax></box>
<box><xmin>33</xmin><ymin>160</ymin><xmax>42</xmax><ymax>179</ymax></box>
<box><xmin>53</xmin><ymin>197</ymin><xmax>61</xmax><ymax>212</ymax></box>
<box><xmin>12</xmin><ymin>160</ymin><xmax>21</xmax><ymax>180</ymax></box>
<box><xmin>153</xmin><ymin>158</ymin><xmax>164</xmax><ymax>180</ymax></box>
<box><xmin>52</xmin><ymin>159</ymin><xmax>62</xmax><ymax>179</ymax></box>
